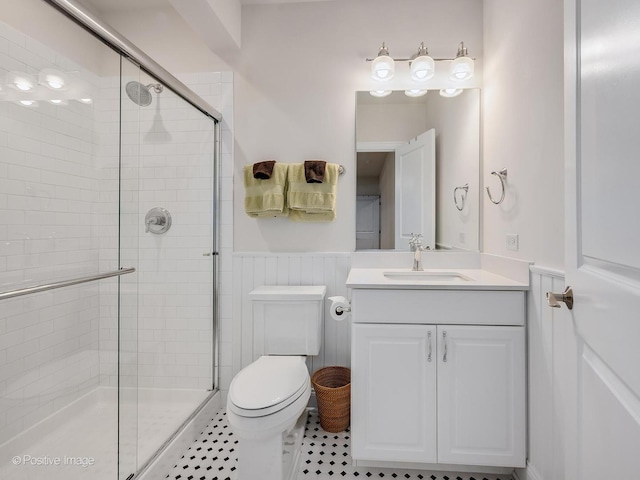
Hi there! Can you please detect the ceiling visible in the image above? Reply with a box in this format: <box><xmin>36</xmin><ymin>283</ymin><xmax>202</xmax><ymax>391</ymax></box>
<box><xmin>83</xmin><ymin>0</ymin><xmax>337</xmax><ymax>13</ymax></box>
<box><xmin>240</xmin><ymin>0</ymin><xmax>337</xmax><ymax>3</ymax></box>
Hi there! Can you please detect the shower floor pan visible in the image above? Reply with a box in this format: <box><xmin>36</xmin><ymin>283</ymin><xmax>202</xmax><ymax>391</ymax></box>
<box><xmin>0</xmin><ymin>387</ymin><xmax>209</xmax><ymax>480</ymax></box>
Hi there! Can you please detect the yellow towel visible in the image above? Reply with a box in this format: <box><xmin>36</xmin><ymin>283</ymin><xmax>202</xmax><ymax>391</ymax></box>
<box><xmin>244</xmin><ymin>163</ymin><xmax>289</xmax><ymax>217</ymax></box>
<box><xmin>288</xmin><ymin>209</ymin><xmax>336</xmax><ymax>222</ymax></box>
<box><xmin>287</xmin><ymin>163</ymin><xmax>338</xmax><ymax>222</ymax></box>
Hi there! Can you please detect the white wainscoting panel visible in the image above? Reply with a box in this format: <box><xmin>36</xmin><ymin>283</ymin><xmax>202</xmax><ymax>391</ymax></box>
<box><xmin>524</xmin><ymin>266</ymin><xmax>578</xmax><ymax>480</ymax></box>
<box><xmin>230</xmin><ymin>253</ymin><xmax>351</xmax><ymax>403</ymax></box>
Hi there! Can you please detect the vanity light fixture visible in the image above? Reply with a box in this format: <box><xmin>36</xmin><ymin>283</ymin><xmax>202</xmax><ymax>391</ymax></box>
<box><xmin>367</xmin><ymin>41</ymin><xmax>475</xmax><ymax>86</ymax></box>
<box><xmin>410</xmin><ymin>43</ymin><xmax>435</xmax><ymax>81</ymax></box>
<box><xmin>371</xmin><ymin>43</ymin><xmax>395</xmax><ymax>81</ymax></box>
<box><xmin>7</xmin><ymin>71</ymin><xmax>36</xmax><ymax>92</ymax></box>
<box><xmin>369</xmin><ymin>89</ymin><xmax>392</xmax><ymax>97</ymax></box>
<box><xmin>449</xmin><ymin>42</ymin><xmax>474</xmax><ymax>81</ymax></box>
<box><xmin>39</xmin><ymin>69</ymin><xmax>67</xmax><ymax>90</ymax></box>
<box><xmin>404</xmin><ymin>89</ymin><xmax>428</xmax><ymax>97</ymax></box>
<box><xmin>439</xmin><ymin>88</ymin><xmax>463</xmax><ymax>98</ymax></box>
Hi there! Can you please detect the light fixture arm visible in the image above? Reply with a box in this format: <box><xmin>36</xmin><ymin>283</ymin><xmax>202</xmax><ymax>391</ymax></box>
<box><xmin>366</xmin><ymin>54</ymin><xmax>476</xmax><ymax>63</ymax></box>
<box><xmin>456</xmin><ymin>41</ymin><xmax>469</xmax><ymax>58</ymax></box>
<box><xmin>377</xmin><ymin>42</ymin><xmax>390</xmax><ymax>57</ymax></box>
<box><xmin>412</xmin><ymin>42</ymin><xmax>429</xmax><ymax>60</ymax></box>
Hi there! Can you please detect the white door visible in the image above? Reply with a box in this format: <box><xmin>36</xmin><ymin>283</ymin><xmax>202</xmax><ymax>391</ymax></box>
<box><xmin>437</xmin><ymin>326</ymin><xmax>525</xmax><ymax>467</ymax></box>
<box><xmin>395</xmin><ymin>130</ymin><xmax>436</xmax><ymax>250</ymax></box>
<box><xmin>351</xmin><ymin>324</ymin><xmax>437</xmax><ymax>464</ymax></box>
<box><xmin>566</xmin><ymin>0</ymin><xmax>640</xmax><ymax>477</ymax></box>
<box><xmin>356</xmin><ymin>195</ymin><xmax>380</xmax><ymax>250</ymax></box>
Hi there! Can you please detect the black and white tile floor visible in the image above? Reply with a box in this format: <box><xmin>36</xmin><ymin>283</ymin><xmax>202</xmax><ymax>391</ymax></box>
<box><xmin>164</xmin><ymin>410</ymin><xmax>512</xmax><ymax>480</ymax></box>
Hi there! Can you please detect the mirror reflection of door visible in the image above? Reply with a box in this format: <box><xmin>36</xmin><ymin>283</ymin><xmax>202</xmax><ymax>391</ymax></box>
<box><xmin>395</xmin><ymin>129</ymin><xmax>436</xmax><ymax>250</ymax></box>
<box><xmin>355</xmin><ymin>196</ymin><xmax>380</xmax><ymax>249</ymax></box>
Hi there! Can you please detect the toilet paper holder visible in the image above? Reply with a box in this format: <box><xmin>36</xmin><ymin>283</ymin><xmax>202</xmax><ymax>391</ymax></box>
<box><xmin>328</xmin><ymin>296</ymin><xmax>351</xmax><ymax>318</ymax></box>
<box><xmin>334</xmin><ymin>304</ymin><xmax>351</xmax><ymax>316</ymax></box>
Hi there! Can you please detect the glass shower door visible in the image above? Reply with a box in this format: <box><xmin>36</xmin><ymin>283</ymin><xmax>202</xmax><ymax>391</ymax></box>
<box><xmin>0</xmin><ymin>4</ymin><xmax>217</xmax><ymax>479</ymax></box>
<box><xmin>119</xmin><ymin>59</ymin><xmax>217</xmax><ymax>474</ymax></box>
<box><xmin>0</xmin><ymin>5</ymin><xmax>127</xmax><ymax>480</ymax></box>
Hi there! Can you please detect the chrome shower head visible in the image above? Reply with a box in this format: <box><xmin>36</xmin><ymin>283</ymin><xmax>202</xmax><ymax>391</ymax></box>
<box><xmin>125</xmin><ymin>81</ymin><xmax>163</xmax><ymax>107</ymax></box>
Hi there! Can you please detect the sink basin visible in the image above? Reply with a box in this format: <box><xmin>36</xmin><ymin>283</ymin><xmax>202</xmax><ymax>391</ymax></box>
<box><xmin>383</xmin><ymin>271</ymin><xmax>472</xmax><ymax>282</ymax></box>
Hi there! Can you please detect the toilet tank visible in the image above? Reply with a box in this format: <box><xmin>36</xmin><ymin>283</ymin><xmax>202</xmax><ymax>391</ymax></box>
<box><xmin>249</xmin><ymin>285</ymin><xmax>326</xmax><ymax>357</ymax></box>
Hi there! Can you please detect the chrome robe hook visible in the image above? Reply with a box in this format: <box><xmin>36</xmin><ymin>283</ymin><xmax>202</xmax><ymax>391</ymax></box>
<box><xmin>486</xmin><ymin>168</ymin><xmax>507</xmax><ymax>205</ymax></box>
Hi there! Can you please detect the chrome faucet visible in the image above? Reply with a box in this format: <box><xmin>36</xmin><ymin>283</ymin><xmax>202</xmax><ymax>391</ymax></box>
<box><xmin>409</xmin><ymin>233</ymin><xmax>429</xmax><ymax>271</ymax></box>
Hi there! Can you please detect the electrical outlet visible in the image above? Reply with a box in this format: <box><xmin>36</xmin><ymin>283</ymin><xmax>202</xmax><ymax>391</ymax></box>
<box><xmin>459</xmin><ymin>232</ymin><xmax>466</xmax><ymax>244</ymax></box>
<box><xmin>506</xmin><ymin>234</ymin><xmax>519</xmax><ymax>251</ymax></box>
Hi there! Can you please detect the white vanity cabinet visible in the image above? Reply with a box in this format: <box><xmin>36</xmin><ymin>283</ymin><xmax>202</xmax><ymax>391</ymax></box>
<box><xmin>350</xmin><ymin>288</ymin><xmax>526</xmax><ymax>470</ymax></box>
<box><xmin>436</xmin><ymin>325</ymin><xmax>525</xmax><ymax>467</ymax></box>
<box><xmin>351</xmin><ymin>324</ymin><xmax>438</xmax><ymax>464</ymax></box>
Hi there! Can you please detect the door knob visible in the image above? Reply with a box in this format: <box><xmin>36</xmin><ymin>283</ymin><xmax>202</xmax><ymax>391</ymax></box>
<box><xmin>546</xmin><ymin>286</ymin><xmax>573</xmax><ymax>310</ymax></box>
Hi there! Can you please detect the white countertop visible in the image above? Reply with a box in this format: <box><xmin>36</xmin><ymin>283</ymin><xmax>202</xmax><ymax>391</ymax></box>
<box><xmin>346</xmin><ymin>267</ymin><xmax>529</xmax><ymax>291</ymax></box>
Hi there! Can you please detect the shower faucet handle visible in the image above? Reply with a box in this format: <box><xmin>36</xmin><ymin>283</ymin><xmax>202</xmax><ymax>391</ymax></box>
<box><xmin>145</xmin><ymin>215</ymin><xmax>164</xmax><ymax>233</ymax></box>
<box><xmin>144</xmin><ymin>207</ymin><xmax>172</xmax><ymax>234</ymax></box>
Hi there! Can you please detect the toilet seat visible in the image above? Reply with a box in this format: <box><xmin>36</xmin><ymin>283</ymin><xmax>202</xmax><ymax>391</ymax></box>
<box><xmin>229</xmin><ymin>356</ymin><xmax>309</xmax><ymax>418</ymax></box>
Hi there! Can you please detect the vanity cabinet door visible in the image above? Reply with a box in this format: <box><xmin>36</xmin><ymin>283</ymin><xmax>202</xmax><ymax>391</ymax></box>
<box><xmin>437</xmin><ymin>325</ymin><xmax>526</xmax><ymax>467</ymax></box>
<box><xmin>351</xmin><ymin>324</ymin><xmax>437</xmax><ymax>463</ymax></box>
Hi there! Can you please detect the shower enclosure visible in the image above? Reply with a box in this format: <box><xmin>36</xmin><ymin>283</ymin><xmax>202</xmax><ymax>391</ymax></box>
<box><xmin>0</xmin><ymin>1</ymin><xmax>220</xmax><ymax>479</ymax></box>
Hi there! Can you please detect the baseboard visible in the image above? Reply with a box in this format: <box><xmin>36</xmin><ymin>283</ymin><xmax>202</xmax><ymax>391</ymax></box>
<box><xmin>137</xmin><ymin>390</ymin><xmax>221</xmax><ymax>480</ymax></box>
<box><xmin>308</xmin><ymin>389</ymin><xmax>318</xmax><ymax>409</ymax></box>
<box><xmin>513</xmin><ymin>462</ymin><xmax>543</xmax><ymax>480</ymax></box>
<box><xmin>352</xmin><ymin>458</ymin><xmax>513</xmax><ymax>476</ymax></box>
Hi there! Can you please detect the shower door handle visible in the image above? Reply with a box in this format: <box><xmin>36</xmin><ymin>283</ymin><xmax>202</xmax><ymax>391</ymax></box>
<box><xmin>0</xmin><ymin>267</ymin><xmax>136</xmax><ymax>301</ymax></box>
<box><xmin>202</xmin><ymin>252</ymin><xmax>218</xmax><ymax>256</ymax></box>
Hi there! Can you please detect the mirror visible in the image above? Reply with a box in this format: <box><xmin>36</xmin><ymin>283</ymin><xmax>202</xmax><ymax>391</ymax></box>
<box><xmin>356</xmin><ymin>89</ymin><xmax>480</xmax><ymax>251</ymax></box>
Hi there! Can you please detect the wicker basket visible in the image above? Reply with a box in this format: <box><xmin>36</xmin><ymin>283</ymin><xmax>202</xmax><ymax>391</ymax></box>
<box><xmin>311</xmin><ymin>366</ymin><xmax>351</xmax><ymax>433</ymax></box>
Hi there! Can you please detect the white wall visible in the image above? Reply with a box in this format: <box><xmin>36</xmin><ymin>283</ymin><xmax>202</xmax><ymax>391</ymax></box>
<box><xmin>96</xmin><ymin>5</ymin><xmax>227</xmax><ymax>74</ymax></box>
<box><xmin>483</xmin><ymin>0</ymin><xmax>564</xmax><ymax>269</ymax></box>
<box><xmin>0</xmin><ymin>0</ymin><xmax>117</xmax><ymax>76</ymax></box>
<box><xmin>482</xmin><ymin>3</ymin><xmax>566</xmax><ymax>478</ymax></box>
<box><xmin>356</xmin><ymin>102</ymin><xmax>428</xmax><ymax>143</ymax></box>
<box><xmin>425</xmin><ymin>90</ymin><xmax>480</xmax><ymax>250</ymax></box>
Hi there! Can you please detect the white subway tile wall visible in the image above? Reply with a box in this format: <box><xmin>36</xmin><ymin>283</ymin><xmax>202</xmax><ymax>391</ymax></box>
<box><xmin>0</xmin><ymin>19</ymin><xmax>112</xmax><ymax>443</ymax></box>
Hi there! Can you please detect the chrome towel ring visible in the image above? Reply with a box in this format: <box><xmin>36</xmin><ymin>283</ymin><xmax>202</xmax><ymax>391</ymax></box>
<box><xmin>486</xmin><ymin>168</ymin><xmax>507</xmax><ymax>205</ymax></box>
<box><xmin>454</xmin><ymin>183</ymin><xmax>469</xmax><ymax>211</ymax></box>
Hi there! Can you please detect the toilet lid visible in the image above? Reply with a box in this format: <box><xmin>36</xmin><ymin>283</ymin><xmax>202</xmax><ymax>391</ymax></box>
<box><xmin>229</xmin><ymin>356</ymin><xmax>309</xmax><ymax>413</ymax></box>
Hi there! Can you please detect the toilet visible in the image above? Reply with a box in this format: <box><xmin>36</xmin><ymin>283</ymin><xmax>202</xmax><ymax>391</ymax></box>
<box><xmin>227</xmin><ymin>285</ymin><xmax>326</xmax><ymax>480</ymax></box>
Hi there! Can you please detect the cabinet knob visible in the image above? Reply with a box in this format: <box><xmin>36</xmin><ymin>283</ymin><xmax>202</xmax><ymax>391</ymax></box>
<box><xmin>546</xmin><ymin>286</ymin><xmax>573</xmax><ymax>310</ymax></box>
